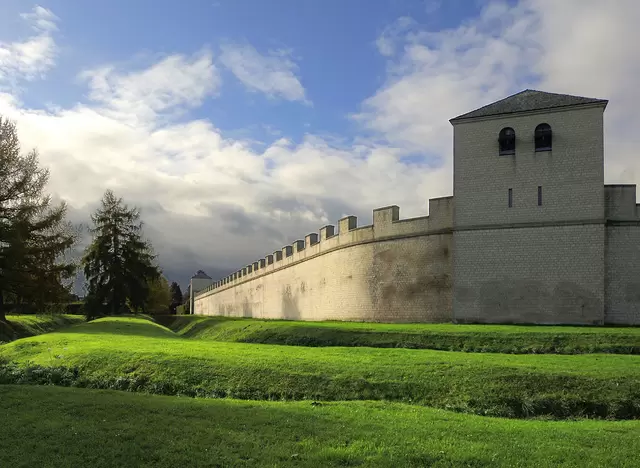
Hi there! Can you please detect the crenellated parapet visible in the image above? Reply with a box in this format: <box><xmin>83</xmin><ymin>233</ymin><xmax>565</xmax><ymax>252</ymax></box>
<box><xmin>198</xmin><ymin>196</ymin><xmax>454</xmax><ymax>296</ymax></box>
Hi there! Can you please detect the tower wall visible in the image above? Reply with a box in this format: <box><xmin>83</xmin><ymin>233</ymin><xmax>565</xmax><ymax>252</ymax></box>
<box><xmin>604</xmin><ymin>185</ymin><xmax>640</xmax><ymax>324</ymax></box>
<box><xmin>452</xmin><ymin>104</ymin><xmax>607</xmax><ymax>324</ymax></box>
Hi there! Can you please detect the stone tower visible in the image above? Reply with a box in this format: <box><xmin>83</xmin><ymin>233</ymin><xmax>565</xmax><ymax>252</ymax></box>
<box><xmin>189</xmin><ymin>270</ymin><xmax>213</xmax><ymax>315</ymax></box>
<box><xmin>449</xmin><ymin>89</ymin><xmax>609</xmax><ymax>324</ymax></box>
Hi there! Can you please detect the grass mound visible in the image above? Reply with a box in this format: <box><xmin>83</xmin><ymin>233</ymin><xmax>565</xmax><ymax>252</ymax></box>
<box><xmin>1</xmin><ymin>317</ymin><xmax>639</xmax><ymax>419</ymax></box>
<box><xmin>157</xmin><ymin>315</ymin><xmax>640</xmax><ymax>354</ymax></box>
<box><xmin>1</xmin><ymin>385</ymin><xmax>639</xmax><ymax>467</ymax></box>
<box><xmin>0</xmin><ymin>314</ymin><xmax>85</xmax><ymax>343</ymax></box>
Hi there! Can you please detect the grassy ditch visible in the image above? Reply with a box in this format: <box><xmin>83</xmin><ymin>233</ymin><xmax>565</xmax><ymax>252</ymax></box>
<box><xmin>157</xmin><ymin>315</ymin><xmax>640</xmax><ymax>354</ymax></box>
<box><xmin>0</xmin><ymin>314</ymin><xmax>85</xmax><ymax>343</ymax></box>
<box><xmin>1</xmin><ymin>317</ymin><xmax>639</xmax><ymax>419</ymax></box>
<box><xmin>1</xmin><ymin>384</ymin><xmax>639</xmax><ymax>467</ymax></box>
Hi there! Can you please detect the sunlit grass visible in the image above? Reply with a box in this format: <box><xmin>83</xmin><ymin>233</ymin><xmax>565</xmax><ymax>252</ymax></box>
<box><xmin>1</xmin><ymin>384</ymin><xmax>639</xmax><ymax>467</ymax></box>
<box><xmin>156</xmin><ymin>314</ymin><xmax>640</xmax><ymax>354</ymax></box>
<box><xmin>0</xmin><ymin>314</ymin><xmax>84</xmax><ymax>343</ymax></box>
<box><xmin>2</xmin><ymin>317</ymin><xmax>639</xmax><ymax>419</ymax></box>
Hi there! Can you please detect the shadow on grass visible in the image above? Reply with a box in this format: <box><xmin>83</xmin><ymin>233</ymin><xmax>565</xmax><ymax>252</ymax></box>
<box><xmin>155</xmin><ymin>316</ymin><xmax>640</xmax><ymax>354</ymax></box>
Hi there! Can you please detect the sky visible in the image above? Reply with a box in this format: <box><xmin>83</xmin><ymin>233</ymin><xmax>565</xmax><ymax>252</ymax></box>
<box><xmin>1</xmin><ymin>0</ymin><xmax>640</xmax><ymax>291</ymax></box>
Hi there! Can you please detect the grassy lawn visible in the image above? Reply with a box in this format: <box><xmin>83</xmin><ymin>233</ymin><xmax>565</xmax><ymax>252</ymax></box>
<box><xmin>155</xmin><ymin>315</ymin><xmax>640</xmax><ymax>354</ymax></box>
<box><xmin>0</xmin><ymin>314</ymin><xmax>85</xmax><ymax>343</ymax></box>
<box><xmin>1</xmin><ymin>385</ymin><xmax>639</xmax><ymax>468</ymax></box>
<box><xmin>1</xmin><ymin>317</ymin><xmax>639</xmax><ymax>419</ymax></box>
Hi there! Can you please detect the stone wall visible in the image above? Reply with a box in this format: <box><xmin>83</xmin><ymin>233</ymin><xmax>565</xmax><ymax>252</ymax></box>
<box><xmin>453</xmin><ymin>224</ymin><xmax>605</xmax><ymax>324</ymax></box>
<box><xmin>452</xmin><ymin>105</ymin><xmax>606</xmax><ymax>228</ymax></box>
<box><xmin>451</xmin><ymin>103</ymin><xmax>609</xmax><ymax>324</ymax></box>
<box><xmin>604</xmin><ymin>184</ymin><xmax>640</xmax><ymax>325</ymax></box>
<box><xmin>194</xmin><ymin>99</ymin><xmax>640</xmax><ymax>325</ymax></box>
<box><xmin>194</xmin><ymin>198</ymin><xmax>453</xmax><ymax>323</ymax></box>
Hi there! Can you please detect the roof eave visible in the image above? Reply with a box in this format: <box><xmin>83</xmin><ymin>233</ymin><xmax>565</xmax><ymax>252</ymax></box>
<box><xmin>449</xmin><ymin>99</ymin><xmax>609</xmax><ymax>125</ymax></box>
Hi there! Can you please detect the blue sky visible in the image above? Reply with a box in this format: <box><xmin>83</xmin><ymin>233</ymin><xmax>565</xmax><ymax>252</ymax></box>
<box><xmin>2</xmin><ymin>0</ymin><xmax>489</xmax><ymax>145</ymax></box>
<box><xmin>0</xmin><ymin>1</ymin><xmax>638</xmax><ymax>288</ymax></box>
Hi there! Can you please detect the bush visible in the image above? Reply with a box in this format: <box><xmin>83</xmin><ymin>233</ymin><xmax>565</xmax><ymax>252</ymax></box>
<box><xmin>3</xmin><ymin>302</ymin><xmax>86</xmax><ymax>315</ymax></box>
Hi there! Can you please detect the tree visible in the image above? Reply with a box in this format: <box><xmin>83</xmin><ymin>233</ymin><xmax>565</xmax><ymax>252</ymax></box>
<box><xmin>82</xmin><ymin>190</ymin><xmax>160</xmax><ymax>318</ymax></box>
<box><xmin>144</xmin><ymin>275</ymin><xmax>171</xmax><ymax>315</ymax></box>
<box><xmin>169</xmin><ymin>281</ymin><xmax>182</xmax><ymax>314</ymax></box>
<box><xmin>0</xmin><ymin>117</ymin><xmax>78</xmax><ymax>322</ymax></box>
<box><xmin>182</xmin><ymin>284</ymin><xmax>190</xmax><ymax>314</ymax></box>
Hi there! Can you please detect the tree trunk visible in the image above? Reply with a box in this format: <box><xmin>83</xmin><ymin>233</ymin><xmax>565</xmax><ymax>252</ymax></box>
<box><xmin>0</xmin><ymin>289</ymin><xmax>6</xmax><ymax>323</ymax></box>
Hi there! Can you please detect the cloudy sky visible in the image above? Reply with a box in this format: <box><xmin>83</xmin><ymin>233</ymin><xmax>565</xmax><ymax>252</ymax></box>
<box><xmin>1</xmin><ymin>0</ymin><xmax>639</xmax><ymax>290</ymax></box>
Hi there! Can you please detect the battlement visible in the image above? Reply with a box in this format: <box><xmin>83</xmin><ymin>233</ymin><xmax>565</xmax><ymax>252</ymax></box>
<box><xmin>604</xmin><ymin>185</ymin><xmax>640</xmax><ymax>220</ymax></box>
<box><xmin>197</xmin><ymin>196</ymin><xmax>454</xmax><ymax>297</ymax></box>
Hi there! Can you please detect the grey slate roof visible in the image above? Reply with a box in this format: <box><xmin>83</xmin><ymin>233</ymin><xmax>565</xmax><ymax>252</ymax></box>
<box><xmin>191</xmin><ymin>270</ymin><xmax>211</xmax><ymax>279</ymax></box>
<box><xmin>450</xmin><ymin>89</ymin><xmax>608</xmax><ymax>122</ymax></box>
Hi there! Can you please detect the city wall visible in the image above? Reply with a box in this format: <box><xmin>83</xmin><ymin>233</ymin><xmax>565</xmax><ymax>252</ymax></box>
<box><xmin>194</xmin><ymin>197</ymin><xmax>454</xmax><ymax>322</ymax></box>
<box><xmin>604</xmin><ymin>185</ymin><xmax>640</xmax><ymax>325</ymax></box>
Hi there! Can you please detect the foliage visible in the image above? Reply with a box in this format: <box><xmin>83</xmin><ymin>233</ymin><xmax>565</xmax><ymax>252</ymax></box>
<box><xmin>1</xmin><ymin>301</ymin><xmax>85</xmax><ymax>315</ymax></box>
<box><xmin>144</xmin><ymin>276</ymin><xmax>171</xmax><ymax>315</ymax></box>
<box><xmin>0</xmin><ymin>117</ymin><xmax>79</xmax><ymax>322</ymax></box>
<box><xmin>169</xmin><ymin>281</ymin><xmax>182</xmax><ymax>314</ymax></box>
<box><xmin>1</xmin><ymin>317</ymin><xmax>639</xmax><ymax>420</ymax></box>
<box><xmin>81</xmin><ymin>190</ymin><xmax>160</xmax><ymax>319</ymax></box>
<box><xmin>156</xmin><ymin>315</ymin><xmax>640</xmax><ymax>355</ymax></box>
<box><xmin>181</xmin><ymin>284</ymin><xmax>190</xmax><ymax>314</ymax></box>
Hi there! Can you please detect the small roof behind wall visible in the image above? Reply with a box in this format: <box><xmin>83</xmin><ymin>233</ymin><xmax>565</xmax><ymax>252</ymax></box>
<box><xmin>191</xmin><ymin>270</ymin><xmax>212</xmax><ymax>279</ymax></box>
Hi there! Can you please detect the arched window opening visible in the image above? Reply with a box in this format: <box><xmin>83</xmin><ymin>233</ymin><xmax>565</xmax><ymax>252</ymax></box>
<box><xmin>498</xmin><ymin>127</ymin><xmax>516</xmax><ymax>155</ymax></box>
<box><xmin>535</xmin><ymin>123</ymin><xmax>552</xmax><ymax>151</ymax></box>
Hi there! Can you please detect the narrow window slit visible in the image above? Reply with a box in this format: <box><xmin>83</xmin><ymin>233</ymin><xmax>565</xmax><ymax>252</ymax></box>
<box><xmin>538</xmin><ymin>186</ymin><xmax>542</xmax><ymax>206</ymax></box>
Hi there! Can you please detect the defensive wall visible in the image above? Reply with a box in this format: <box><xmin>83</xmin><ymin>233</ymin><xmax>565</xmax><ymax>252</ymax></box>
<box><xmin>604</xmin><ymin>184</ymin><xmax>640</xmax><ymax>325</ymax></box>
<box><xmin>193</xmin><ymin>197</ymin><xmax>454</xmax><ymax>322</ymax></box>
<box><xmin>193</xmin><ymin>185</ymin><xmax>640</xmax><ymax>325</ymax></box>
<box><xmin>193</xmin><ymin>89</ymin><xmax>640</xmax><ymax>325</ymax></box>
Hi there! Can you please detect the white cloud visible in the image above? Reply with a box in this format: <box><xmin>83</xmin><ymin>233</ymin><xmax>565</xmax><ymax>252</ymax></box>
<box><xmin>220</xmin><ymin>43</ymin><xmax>310</xmax><ymax>104</ymax></box>
<box><xmin>357</xmin><ymin>0</ymin><xmax>640</xmax><ymax>190</ymax></box>
<box><xmin>20</xmin><ymin>5</ymin><xmax>58</xmax><ymax>33</ymax></box>
<box><xmin>79</xmin><ymin>49</ymin><xmax>220</xmax><ymax>126</ymax></box>
<box><xmin>0</xmin><ymin>5</ymin><xmax>58</xmax><ymax>87</ymax></box>
<box><xmin>2</xmin><ymin>1</ymin><xmax>640</xmax><ymax>288</ymax></box>
<box><xmin>375</xmin><ymin>17</ymin><xmax>416</xmax><ymax>57</ymax></box>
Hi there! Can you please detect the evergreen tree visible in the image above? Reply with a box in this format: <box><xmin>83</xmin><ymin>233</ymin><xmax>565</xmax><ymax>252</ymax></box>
<box><xmin>169</xmin><ymin>281</ymin><xmax>182</xmax><ymax>313</ymax></box>
<box><xmin>182</xmin><ymin>284</ymin><xmax>190</xmax><ymax>305</ymax></box>
<box><xmin>82</xmin><ymin>190</ymin><xmax>160</xmax><ymax>318</ymax></box>
<box><xmin>182</xmin><ymin>284</ymin><xmax>191</xmax><ymax>314</ymax></box>
<box><xmin>0</xmin><ymin>117</ymin><xmax>78</xmax><ymax>322</ymax></box>
<box><xmin>145</xmin><ymin>275</ymin><xmax>171</xmax><ymax>315</ymax></box>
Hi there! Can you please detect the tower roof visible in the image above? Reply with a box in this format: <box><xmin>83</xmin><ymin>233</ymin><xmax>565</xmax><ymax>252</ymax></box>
<box><xmin>450</xmin><ymin>89</ymin><xmax>608</xmax><ymax>123</ymax></box>
<box><xmin>191</xmin><ymin>270</ymin><xmax>211</xmax><ymax>279</ymax></box>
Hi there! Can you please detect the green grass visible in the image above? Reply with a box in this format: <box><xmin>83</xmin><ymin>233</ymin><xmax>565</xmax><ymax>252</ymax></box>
<box><xmin>156</xmin><ymin>315</ymin><xmax>640</xmax><ymax>354</ymax></box>
<box><xmin>1</xmin><ymin>385</ymin><xmax>639</xmax><ymax>468</ymax></box>
<box><xmin>0</xmin><ymin>314</ymin><xmax>85</xmax><ymax>343</ymax></box>
<box><xmin>1</xmin><ymin>317</ymin><xmax>639</xmax><ymax>419</ymax></box>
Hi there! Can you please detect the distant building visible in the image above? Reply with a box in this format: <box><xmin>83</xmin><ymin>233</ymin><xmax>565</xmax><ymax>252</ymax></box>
<box><xmin>192</xmin><ymin>90</ymin><xmax>640</xmax><ymax>325</ymax></box>
<box><xmin>189</xmin><ymin>270</ymin><xmax>213</xmax><ymax>315</ymax></box>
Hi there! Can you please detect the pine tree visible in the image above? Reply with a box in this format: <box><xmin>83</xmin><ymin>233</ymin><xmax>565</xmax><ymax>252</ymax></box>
<box><xmin>169</xmin><ymin>281</ymin><xmax>182</xmax><ymax>313</ymax></box>
<box><xmin>82</xmin><ymin>190</ymin><xmax>160</xmax><ymax>318</ymax></box>
<box><xmin>145</xmin><ymin>275</ymin><xmax>171</xmax><ymax>315</ymax></box>
<box><xmin>0</xmin><ymin>117</ymin><xmax>78</xmax><ymax>322</ymax></box>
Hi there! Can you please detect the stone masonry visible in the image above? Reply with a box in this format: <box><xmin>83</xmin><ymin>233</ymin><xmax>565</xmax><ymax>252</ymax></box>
<box><xmin>193</xmin><ymin>90</ymin><xmax>640</xmax><ymax>325</ymax></box>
